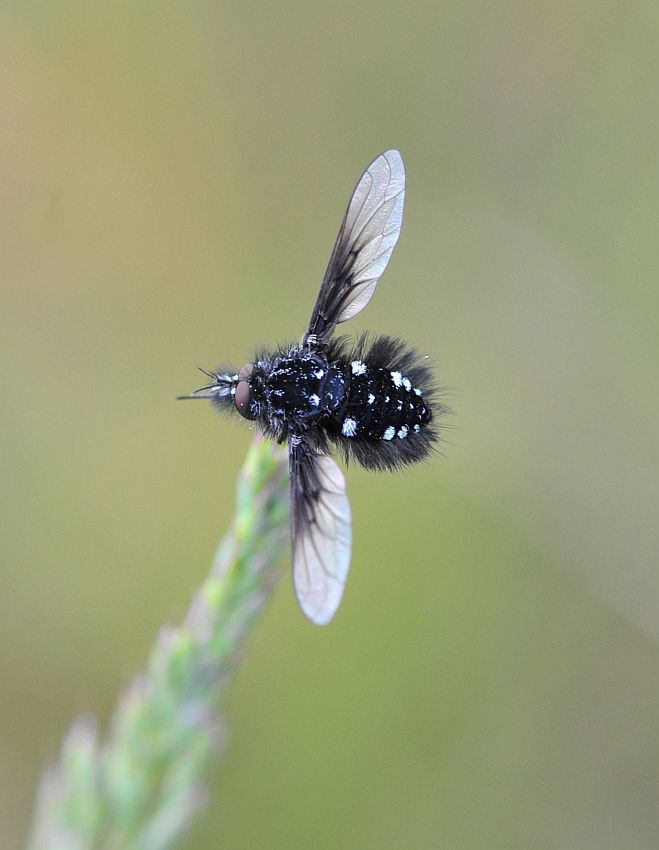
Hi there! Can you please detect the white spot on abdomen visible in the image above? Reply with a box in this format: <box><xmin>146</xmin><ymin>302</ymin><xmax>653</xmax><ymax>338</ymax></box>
<box><xmin>342</xmin><ymin>417</ymin><xmax>358</xmax><ymax>437</ymax></box>
<box><xmin>402</xmin><ymin>377</ymin><xmax>411</xmax><ymax>390</ymax></box>
<box><xmin>391</xmin><ymin>371</ymin><xmax>403</xmax><ymax>388</ymax></box>
<box><xmin>309</xmin><ymin>394</ymin><xmax>320</xmax><ymax>406</ymax></box>
<box><xmin>397</xmin><ymin>425</ymin><xmax>409</xmax><ymax>439</ymax></box>
<box><xmin>382</xmin><ymin>425</ymin><xmax>396</xmax><ymax>441</ymax></box>
<box><xmin>367</xmin><ymin>393</ymin><xmax>375</xmax><ymax>404</ymax></box>
<box><xmin>314</xmin><ymin>368</ymin><xmax>325</xmax><ymax>379</ymax></box>
<box><xmin>351</xmin><ymin>360</ymin><xmax>367</xmax><ymax>376</ymax></box>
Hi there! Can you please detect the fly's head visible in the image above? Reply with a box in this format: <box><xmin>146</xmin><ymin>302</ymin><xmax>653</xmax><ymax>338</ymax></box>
<box><xmin>232</xmin><ymin>362</ymin><xmax>264</xmax><ymax>421</ymax></box>
<box><xmin>183</xmin><ymin>362</ymin><xmax>264</xmax><ymax>420</ymax></box>
<box><xmin>182</xmin><ymin>356</ymin><xmax>287</xmax><ymax>439</ymax></box>
<box><xmin>231</xmin><ymin>360</ymin><xmax>280</xmax><ymax>424</ymax></box>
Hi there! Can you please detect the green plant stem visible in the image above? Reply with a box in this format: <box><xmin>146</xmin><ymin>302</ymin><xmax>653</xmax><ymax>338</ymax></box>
<box><xmin>27</xmin><ymin>438</ymin><xmax>289</xmax><ymax>850</ymax></box>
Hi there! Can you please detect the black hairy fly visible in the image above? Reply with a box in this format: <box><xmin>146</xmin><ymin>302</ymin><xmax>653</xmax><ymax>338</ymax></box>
<box><xmin>182</xmin><ymin>150</ymin><xmax>445</xmax><ymax>625</ymax></box>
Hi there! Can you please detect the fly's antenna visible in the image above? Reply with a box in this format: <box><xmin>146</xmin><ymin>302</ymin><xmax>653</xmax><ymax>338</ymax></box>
<box><xmin>177</xmin><ymin>367</ymin><xmax>239</xmax><ymax>404</ymax></box>
<box><xmin>197</xmin><ymin>366</ymin><xmax>218</xmax><ymax>380</ymax></box>
<box><xmin>177</xmin><ymin>367</ymin><xmax>222</xmax><ymax>400</ymax></box>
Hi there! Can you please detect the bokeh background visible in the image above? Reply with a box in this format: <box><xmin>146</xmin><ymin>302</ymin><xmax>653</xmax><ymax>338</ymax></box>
<box><xmin>3</xmin><ymin>3</ymin><xmax>659</xmax><ymax>848</ymax></box>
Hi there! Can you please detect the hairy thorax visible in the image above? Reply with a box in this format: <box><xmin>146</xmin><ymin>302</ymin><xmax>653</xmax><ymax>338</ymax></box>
<box><xmin>262</xmin><ymin>352</ymin><xmax>347</xmax><ymax>422</ymax></box>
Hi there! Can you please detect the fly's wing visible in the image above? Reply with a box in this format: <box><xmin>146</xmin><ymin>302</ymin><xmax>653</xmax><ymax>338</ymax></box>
<box><xmin>289</xmin><ymin>436</ymin><xmax>352</xmax><ymax>625</ymax></box>
<box><xmin>304</xmin><ymin>150</ymin><xmax>405</xmax><ymax>345</ymax></box>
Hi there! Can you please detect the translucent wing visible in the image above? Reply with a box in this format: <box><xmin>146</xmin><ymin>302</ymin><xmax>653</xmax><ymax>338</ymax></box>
<box><xmin>304</xmin><ymin>149</ymin><xmax>405</xmax><ymax>345</ymax></box>
<box><xmin>289</xmin><ymin>436</ymin><xmax>352</xmax><ymax>625</ymax></box>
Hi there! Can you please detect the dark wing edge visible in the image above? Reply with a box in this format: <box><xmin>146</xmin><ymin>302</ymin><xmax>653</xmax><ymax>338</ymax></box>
<box><xmin>304</xmin><ymin>149</ymin><xmax>405</xmax><ymax>345</ymax></box>
<box><xmin>289</xmin><ymin>437</ymin><xmax>352</xmax><ymax>625</ymax></box>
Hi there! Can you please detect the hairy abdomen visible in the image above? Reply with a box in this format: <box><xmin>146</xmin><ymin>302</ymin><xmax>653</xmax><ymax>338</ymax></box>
<box><xmin>322</xmin><ymin>335</ymin><xmax>439</xmax><ymax>471</ymax></box>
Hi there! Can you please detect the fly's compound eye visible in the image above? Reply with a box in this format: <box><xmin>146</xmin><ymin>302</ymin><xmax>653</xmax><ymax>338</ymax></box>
<box><xmin>235</xmin><ymin>363</ymin><xmax>256</xmax><ymax>420</ymax></box>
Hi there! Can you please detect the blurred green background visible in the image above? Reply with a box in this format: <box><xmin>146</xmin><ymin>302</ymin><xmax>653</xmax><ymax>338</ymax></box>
<box><xmin>3</xmin><ymin>2</ymin><xmax>659</xmax><ymax>848</ymax></box>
